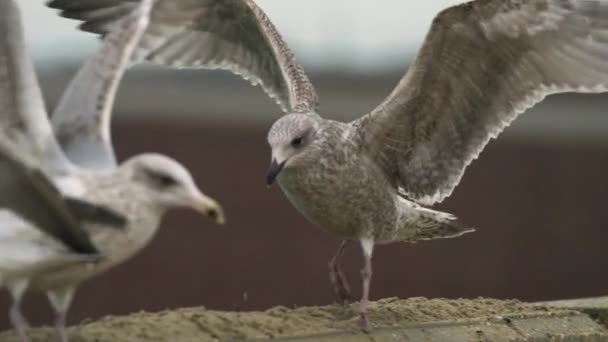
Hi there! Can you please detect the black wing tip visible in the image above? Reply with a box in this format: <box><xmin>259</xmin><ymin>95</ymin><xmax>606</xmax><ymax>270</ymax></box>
<box><xmin>62</xmin><ymin>236</ymin><xmax>99</xmax><ymax>255</ymax></box>
<box><xmin>65</xmin><ymin>198</ymin><xmax>128</xmax><ymax>229</ymax></box>
<box><xmin>46</xmin><ymin>0</ymin><xmax>60</xmax><ymax>9</ymax></box>
<box><xmin>46</xmin><ymin>0</ymin><xmax>109</xmax><ymax>34</ymax></box>
<box><xmin>46</xmin><ymin>0</ymin><xmax>73</xmax><ymax>10</ymax></box>
<box><xmin>80</xmin><ymin>21</ymin><xmax>109</xmax><ymax>35</ymax></box>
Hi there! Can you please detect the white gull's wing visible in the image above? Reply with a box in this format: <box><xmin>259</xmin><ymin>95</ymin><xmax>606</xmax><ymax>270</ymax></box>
<box><xmin>0</xmin><ymin>0</ymin><xmax>70</xmax><ymax>175</ymax></box>
<box><xmin>51</xmin><ymin>0</ymin><xmax>153</xmax><ymax>170</ymax></box>
<box><xmin>47</xmin><ymin>0</ymin><xmax>319</xmax><ymax>113</ymax></box>
<box><xmin>0</xmin><ymin>130</ymin><xmax>110</xmax><ymax>255</ymax></box>
<box><xmin>0</xmin><ymin>131</ymin><xmax>127</xmax><ymax>255</ymax></box>
<box><xmin>355</xmin><ymin>0</ymin><xmax>608</xmax><ymax>205</ymax></box>
<box><xmin>0</xmin><ymin>0</ymin><xmax>127</xmax><ymax>254</ymax></box>
<box><xmin>0</xmin><ymin>210</ymin><xmax>98</xmax><ymax>277</ymax></box>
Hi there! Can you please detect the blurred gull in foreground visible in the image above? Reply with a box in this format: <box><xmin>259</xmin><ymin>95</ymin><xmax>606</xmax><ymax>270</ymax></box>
<box><xmin>47</xmin><ymin>0</ymin><xmax>608</xmax><ymax>329</ymax></box>
<box><xmin>0</xmin><ymin>0</ymin><xmax>224</xmax><ymax>341</ymax></box>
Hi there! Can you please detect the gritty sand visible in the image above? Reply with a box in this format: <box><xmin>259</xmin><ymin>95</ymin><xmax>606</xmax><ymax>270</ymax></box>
<box><xmin>0</xmin><ymin>297</ymin><xmax>574</xmax><ymax>341</ymax></box>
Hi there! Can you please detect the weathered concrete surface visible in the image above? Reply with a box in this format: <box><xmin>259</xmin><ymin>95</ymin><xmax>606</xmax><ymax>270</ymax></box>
<box><xmin>1</xmin><ymin>297</ymin><xmax>606</xmax><ymax>341</ymax></box>
<box><xmin>541</xmin><ymin>296</ymin><xmax>608</xmax><ymax>327</ymax></box>
<box><xmin>270</xmin><ymin>313</ymin><xmax>606</xmax><ymax>342</ymax></box>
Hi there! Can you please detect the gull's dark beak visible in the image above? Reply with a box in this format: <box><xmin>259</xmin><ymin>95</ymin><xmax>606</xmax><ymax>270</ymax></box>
<box><xmin>266</xmin><ymin>159</ymin><xmax>285</xmax><ymax>186</ymax></box>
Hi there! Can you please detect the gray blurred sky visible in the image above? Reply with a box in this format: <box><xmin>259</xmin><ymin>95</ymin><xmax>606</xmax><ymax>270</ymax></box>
<box><xmin>24</xmin><ymin>0</ymin><xmax>466</xmax><ymax>72</ymax></box>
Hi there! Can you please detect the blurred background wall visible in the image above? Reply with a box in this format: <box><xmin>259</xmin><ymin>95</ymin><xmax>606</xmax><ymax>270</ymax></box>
<box><xmin>1</xmin><ymin>0</ymin><xmax>608</xmax><ymax>329</ymax></box>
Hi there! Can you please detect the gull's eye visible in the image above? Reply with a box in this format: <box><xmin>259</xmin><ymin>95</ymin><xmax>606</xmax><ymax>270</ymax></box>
<box><xmin>145</xmin><ymin>169</ymin><xmax>178</xmax><ymax>188</ymax></box>
<box><xmin>157</xmin><ymin>174</ymin><xmax>177</xmax><ymax>187</ymax></box>
<box><xmin>290</xmin><ymin>137</ymin><xmax>303</xmax><ymax>147</ymax></box>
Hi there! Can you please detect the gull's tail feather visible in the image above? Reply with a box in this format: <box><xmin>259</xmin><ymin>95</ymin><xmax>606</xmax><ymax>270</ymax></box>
<box><xmin>0</xmin><ymin>252</ymin><xmax>102</xmax><ymax>280</ymax></box>
<box><xmin>411</xmin><ymin>214</ymin><xmax>475</xmax><ymax>241</ymax></box>
<box><xmin>395</xmin><ymin>197</ymin><xmax>475</xmax><ymax>242</ymax></box>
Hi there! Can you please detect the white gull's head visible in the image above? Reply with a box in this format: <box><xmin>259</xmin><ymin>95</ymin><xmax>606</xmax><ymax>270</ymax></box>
<box><xmin>119</xmin><ymin>153</ymin><xmax>224</xmax><ymax>224</ymax></box>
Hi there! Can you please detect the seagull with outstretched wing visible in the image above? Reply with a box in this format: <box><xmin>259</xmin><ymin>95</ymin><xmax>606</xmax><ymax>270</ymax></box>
<box><xmin>47</xmin><ymin>0</ymin><xmax>608</xmax><ymax>329</ymax></box>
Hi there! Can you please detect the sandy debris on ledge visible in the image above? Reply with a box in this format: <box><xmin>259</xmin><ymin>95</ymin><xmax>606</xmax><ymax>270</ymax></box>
<box><xmin>0</xmin><ymin>297</ymin><xmax>575</xmax><ymax>341</ymax></box>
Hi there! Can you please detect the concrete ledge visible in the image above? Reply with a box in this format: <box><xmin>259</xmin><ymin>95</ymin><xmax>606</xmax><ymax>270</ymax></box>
<box><xmin>540</xmin><ymin>296</ymin><xmax>608</xmax><ymax>327</ymax></box>
<box><xmin>1</xmin><ymin>297</ymin><xmax>606</xmax><ymax>341</ymax></box>
<box><xmin>270</xmin><ymin>313</ymin><xmax>605</xmax><ymax>342</ymax></box>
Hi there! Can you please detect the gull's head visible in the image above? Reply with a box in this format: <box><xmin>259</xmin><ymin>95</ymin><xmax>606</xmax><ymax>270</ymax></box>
<box><xmin>266</xmin><ymin>113</ymin><xmax>322</xmax><ymax>186</ymax></box>
<box><xmin>120</xmin><ymin>153</ymin><xmax>224</xmax><ymax>225</ymax></box>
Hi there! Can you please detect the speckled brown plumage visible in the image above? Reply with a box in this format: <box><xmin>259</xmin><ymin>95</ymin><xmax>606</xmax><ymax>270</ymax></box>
<box><xmin>264</xmin><ymin>0</ymin><xmax>608</xmax><ymax>328</ymax></box>
<box><xmin>47</xmin><ymin>0</ymin><xmax>319</xmax><ymax>113</ymax></box>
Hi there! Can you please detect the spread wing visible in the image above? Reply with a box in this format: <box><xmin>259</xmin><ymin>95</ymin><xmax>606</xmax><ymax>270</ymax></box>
<box><xmin>0</xmin><ymin>0</ymin><xmax>70</xmax><ymax>175</ymax></box>
<box><xmin>0</xmin><ymin>0</ymin><xmax>126</xmax><ymax>255</ymax></box>
<box><xmin>47</xmin><ymin>0</ymin><xmax>319</xmax><ymax>113</ymax></box>
<box><xmin>51</xmin><ymin>0</ymin><xmax>153</xmax><ymax>170</ymax></box>
<box><xmin>355</xmin><ymin>0</ymin><xmax>608</xmax><ymax>205</ymax></box>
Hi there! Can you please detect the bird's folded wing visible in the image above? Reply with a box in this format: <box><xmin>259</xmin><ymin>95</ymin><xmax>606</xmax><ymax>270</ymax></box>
<box><xmin>47</xmin><ymin>0</ymin><xmax>319</xmax><ymax>113</ymax></box>
<box><xmin>0</xmin><ymin>134</ymin><xmax>126</xmax><ymax>255</ymax></box>
<box><xmin>355</xmin><ymin>0</ymin><xmax>608</xmax><ymax>205</ymax></box>
<box><xmin>51</xmin><ymin>0</ymin><xmax>153</xmax><ymax>171</ymax></box>
<box><xmin>0</xmin><ymin>210</ymin><xmax>101</xmax><ymax>276</ymax></box>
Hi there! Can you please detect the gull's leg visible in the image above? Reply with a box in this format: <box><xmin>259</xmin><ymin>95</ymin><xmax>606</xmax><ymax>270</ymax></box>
<box><xmin>47</xmin><ymin>286</ymin><xmax>76</xmax><ymax>342</ymax></box>
<box><xmin>328</xmin><ymin>239</ymin><xmax>352</xmax><ymax>303</ymax></box>
<box><xmin>7</xmin><ymin>279</ymin><xmax>31</xmax><ymax>342</ymax></box>
<box><xmin>358</xmin><ymin>237</ymin><xmax>374</xmax><ymax>331</ymax></box>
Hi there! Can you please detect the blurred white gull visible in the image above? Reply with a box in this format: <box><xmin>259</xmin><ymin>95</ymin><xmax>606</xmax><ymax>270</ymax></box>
<box><xmin>0</xmin><ymin>0</ymin><xmax>224</xmax><ymax>341</ymax></box>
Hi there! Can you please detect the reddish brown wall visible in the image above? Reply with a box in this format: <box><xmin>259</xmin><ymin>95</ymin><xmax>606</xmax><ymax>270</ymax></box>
<box><xmin>1</xmin><ymin>119</ymin><xmax>607</xmax><ymax>328</ymax></box>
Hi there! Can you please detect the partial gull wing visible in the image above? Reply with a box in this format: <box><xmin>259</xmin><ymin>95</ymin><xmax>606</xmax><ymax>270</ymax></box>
<box><xmin>356</xmin><ymin>0</ymin><xmax>608</xmax><ymax>205</ymax></box>
<box><xmin>0</xmin><ymin>131</ymin><xmax>127</xmax><ymax>256</ymax></box>
<box><xmin>0</xmin><ymin>210</ymin><xmax>101</xmax><ymax>277</ymax></box>
<box><xmin>0</xmin><ymin>132</ymin><xmax>99</xmax><ymax>255</ymax></box>
<box><xmin>51</xmin><ymin>0</ymin><xmax>153</xmax><ymax>170</ymax></box>
<box><xmin>0</xmin><ymin>0</ymin><xmax>70</xmax><ymax>175</ymax></box>
<box><xmin>47</xmin><ymin>0</ymin><xmax>319</xmax><ymax>113</ymax></box>
<box><xmin>0</xmin><ymin>0</ymin><xmax>126</xmax><ymax>255</ymax></box>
